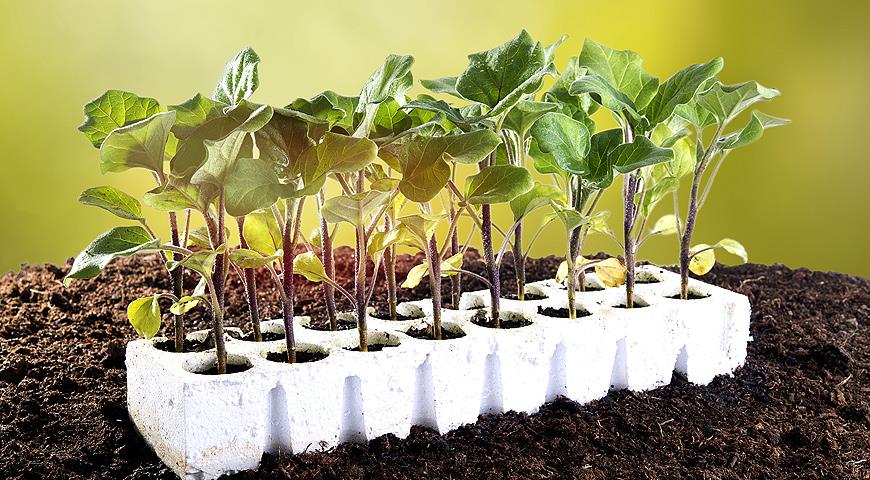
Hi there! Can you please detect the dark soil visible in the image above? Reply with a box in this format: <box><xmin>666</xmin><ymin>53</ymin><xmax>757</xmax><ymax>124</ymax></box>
<box><xmin>538</xmin><ymin>306</ymin><xmax>592</xmax><ymax>318</ymax></box>
<box><xmin>344</xmin><ymin>343</ymin><xmax>399</xmax><ymax>353</ymax></box>
<box><xmin>302</xmin><ymin>316</ymin><xmax>356</xmax><ymax>331</ymax></box>
<box><xmin>0</xmin><ymin>247</ymin><xmax>867</xmax><ymax>479</ymax></box>
<box><xmin>152</xmin><ymin>337</ymin><xmax>213</xmax><ymax>353</ymax></box>
<box><xmin>264</xmin><ymin>351</ymin><xmax>328</xmax><ymax>364</ymax></box>
<box><xmin>369</xmin><ymin>310</ymin><xmax>426</xmax><ymax>321</ymax></box>
<box><xmin>241</xmin><ymin>331</ymin><xmax>286</xmax><ymax>342</ymax></box>
<box><xmin>471</xmin><ymin>309</ymin><xmax>535</xmax><ymax>330</ymax></box>
<box><xmin>666</xmin><ymin>292</ymin><xmax>712</xmax><ymax>300</ymax></box>
<box><xmin>199</xmin><ymin>363</ymin><xmax>252</xmax><ymax>376</ymax></box>
<box><xmin>503</xmin><ymin>292</ymin><xmax>549</xmax><ymax>301</ymax></box>
<box><xmin>404</xmin><ymin>324</ymin><xmax>466</xmax><ymax>341</ymax></box>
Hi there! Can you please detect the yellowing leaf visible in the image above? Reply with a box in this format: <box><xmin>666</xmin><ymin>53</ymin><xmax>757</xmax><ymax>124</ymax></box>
<box><xmin>555</xmin><ymin>260</ymin><xmax>569</xmax><ymax>283</ymax></box>
<box><xmin>689</xmin><ymin>244</ymin><xmax>716</xmax><ymax>275</ymax></box>
<box><xmin>716</xmin><ymin>238</ymin><xmax>748</xmax><ymax>263</ymax></box>
<box><xmin>595</xmin><ymin>257</ymin><xmax>626</xmax><ymax>287</ymax></box>
<box><xmin>401</xmin><ymin>262</ymin><xmax>429</xmax><ymax>288</ymax></box>
<box><xmin>293</xmin><ymin>251</ymin><xmax>327</xmax><ymax>282</ymax></box>
<box><xmin>127</xmin><ymin>295</ymin><xmax>161</xmax><ymax>339</ymax></box>
<box><xmin>651</xmin><ymin>214</ymin><xmax>678</xmax><ymax>236</ymax></box>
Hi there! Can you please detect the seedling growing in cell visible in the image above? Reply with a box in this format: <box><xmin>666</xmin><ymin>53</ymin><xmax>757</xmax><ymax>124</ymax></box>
<box><xmin>663</xmin><ymin>79</ymin><xmax>788</xmax><ymax>297</ymax></box>
<box><xmin>568</xmin><ymin>39</ymin><xmax>724</xmax><ymax>307</ymax></box>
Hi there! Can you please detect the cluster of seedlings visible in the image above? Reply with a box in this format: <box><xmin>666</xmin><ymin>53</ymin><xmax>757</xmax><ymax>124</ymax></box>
<box><xmin>67</xmin><ymin>31</ymin><xmax>786</xmax><ymax>374</ymax></box>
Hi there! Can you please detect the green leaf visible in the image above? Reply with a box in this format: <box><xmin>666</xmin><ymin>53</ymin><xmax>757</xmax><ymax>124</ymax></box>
<box><xmin>293</xmin><ymin>251</ymin><xmax>328</xmax><ymax>282</ymax></box>
<box><xmin>190</xmin><ymin>130</ymin><xmax>250</xmax><ymax>203</ymax></box>
<box><xmin>403</xmin><ymin>96</ymin><xmax>474</xmax><ymax>127</ymax></box>
<box><xmin>528</xmin><ymin>112</ymin><xmax>592</xmax><ymax>175</ymax></box>
<box><xmin>569</xmin><ymin>74</ymin><xmax>641</xmax><ymax>119</ymax></box>
<box><xmin>398</xmin><ymin>130</ymin><xmax>500</xmax><ymax>203</ymax></box>
<box><xmin>716</xmin><ymin>238</ymin><xmax>748</xmax><ymax>263</ymax></box>
<box><xmin>397</xmin><ymin>214</ymin><xmax>443</xmax><ymax>243</ymax></box>
<box><xmin>127</xmin><ymin>295</ymin><xmax>161</xmax><ymax>339</ymax></box>
<box><xmin>371</xmin><ymin>98</ymin><xmax>413</xmax><ymax>138</ymax></box>
<box><xmin>143</xmin><ymin>182</ymin><xmax>205</xmax><ymax>212</ymax></box>
<box><xmin>167</xmin><ymin>248</ymin><xmax>223</xmax><ymax>279</ymax></box>
<box><xmin>169</xmin><ymin>94</ymin><xmax>225</xmax><ymax>140</ymax></box>
<box><xmin>549</xmin><ymin>207</ymin><xmax>588</xmax><ymax>234</ymax></box>
<box><xmin>243</xmin><ymin>210</ymin><xmax>282</xmax><ymax>255</ymax></box>
<box><xmin>322</xmin><ymin>191</ymin><xmax>389</xmax><ymax>226</ymax></box>
<box><xmin>697</xmin><ymin>81</ymin><xmax>780</xmax><ymax>123</ymax></box>
<box><xmin>213</xmin><ymin>47</ymin><xmax>261</xmax><ymax>106</ymax></box>
<box><xmin>689</xmin><ymin>244</ymin><xmax>715</xmax><ymax>275</ymax></box>
<box><xmin>510</xmin><ymin>182</ymin><xmax>564</xmax><ymax>220</ymax></box>
<box><xmin>288</xmin><ymin>91</ymin><xmax>349</xmax><ymax>128</ymax></box>
<box><xmin>584</xmin><ymin>129</ymin><xmax>623</xmax><ymax>189</ymax></box>
<box><xmin>170</xmin><ymin>295</ymin><xmax>204</xmax><ymax>316</ymax></box>
<box><xmin>319</xmin><ymin>132</ymin><xmax>380</xmax><ymax>173</ymax></box>
<box><xmin>229</xmin><ymin>248</ymin><xmax>283</xmax><ymax>268</ymax></box>
<box><xmin>170</xmin><ymin>101</ymin><xmax>273</xmax><ymax>178</ymax></box>
<box><xmin>455</xmin><ymin>30</ymin><xmax>556</xmax><ymax>116</ymax></box>
<box><xmin>420</xmin><ymin>76</ymin><xmax>460</xmax><ymax>98</ymax></box>
<box><xmin>587</xmin><ymin>210</ymin><xmax>613</xmax><ymax>236</ymax></box>
<box><xmin>640</xmin><ymin>176</ymin><xmax>681</xmax><ymax>218</ymax></box>
<box><xmin>78</xmin><ymin>186</ymin><xmax>143</xmax><ymax>221</ymax></box>
<box><xmin>719</xmin><ymin>111</ymin><xmax>790</xmax><ymax>150</ymax></box>
<box><xmin>99</xmin><ymin>111</ymin><xmax>176</xmax><ymax>174</ymax></box>
<box><xmin>612</xmin><ymin>135</ymin><xmax>674</xmax><ymax>173</ymax></box>
<box><xmin>186</xmin><ymin>226</ymin><xmax>216</xmax><ymax>249</ymax></box>
<box><xmin>357</xmin><ymin>54</ymin><xmax>414</xmax><ymax>111</ymax></box>
<box><xmin>545</xmin><ymin>56</ymin><xmax>596</xmax><ymax>116</ymax></box>
<box><xmin>575</xmin><ymin>39</ymin><xmax>659</xmax><ymax>112</ymax></box>
<box><xmin>465</xmin><ymin>165</ymin><xmax>534</xmax><ymax>205</ymax></box>
<box><xmin>79</xmin><ymin>90</ymin><xmax>161</xmax><ymax>147</ymax></box>
<box><xmin>502</xmin><ymin>101</ymin><xmax>559</xmax><ymax>138</ymax></box>
<box><xmin>650</xmin><ymin>214</ymin><xmax>678</xmax><ymax>236</ymax></box>
<box><xmin>223</xmin><ymin>158</ymin><xmax>281</xmax><ymax>217</ymax></box>
<box><xmin>643</xmin><ymin>57</ymin><xmax>724</xmax><ymax>126</ymax></box>
<box><xmin>528</xmin><ymin>139</ymin><xmax>561</xmax><ymax>175</ymax></box>
<box><xmin>65</xmin><ymin>226</ymin><xmax>159</xmax><ymax>285</ymax></box>
<box><xmin>255</xmin><ymin>107</ymin><xmax>320</xmax><ymax>174</ymax></box>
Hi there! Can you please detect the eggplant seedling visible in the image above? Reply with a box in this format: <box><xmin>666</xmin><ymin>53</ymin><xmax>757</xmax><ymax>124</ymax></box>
<box><xmin>568</xmin><ymin>39</ymin><xmax>724</xmax><ymax>307</ymax></box>
<box><xmin>664</xmin><ymin>80</ymin><xmax>788</xmax><ymax>297</ymax></box>
<box><xmin>409</xmin><ymin>30</ymin><xmax>558</xmax><ymax>324</ymax></box>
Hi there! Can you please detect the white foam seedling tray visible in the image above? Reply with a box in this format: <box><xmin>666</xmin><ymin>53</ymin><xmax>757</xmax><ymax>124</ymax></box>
<box><xmin>126</xmin><ymin>265</ymin><xmax>751</xmax><ymax>479</ymax></box>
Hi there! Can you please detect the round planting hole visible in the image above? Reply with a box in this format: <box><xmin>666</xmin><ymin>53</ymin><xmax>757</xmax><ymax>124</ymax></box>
<box><xmin>404</xmin><ymin>323</ymin><xmax>467</xmax><ymax>340</ymax></box>
<box><xmin>666</xmin><ymin>291</ymin><xmax>711</xmax><ymax>300</ymax></box>
<box><xmin>344</xmin><ymin>331</ymin><xmax>402</xmax><ymax>352</ymax></box>
<box><xmin>241</xmin><ymin>331</ymin><xmax>286</xmax><ymax>342</ymax></box>
<box><xmin>576</xmin><ymin>284</ymin><xmax>605</xmax><ymax>292</ymax></box>
<box><xmin>471</xmin><ymin>310</ymin><xmax>533</xmax><ymax>329</ymax></box>
<box><xmin>264</xmin><ymin>349</ymin><xmax>328</xmax><ymax>364</ymax></box>
<box><xmin>302</xmin><ymin>316</ymin><xmax>356</xmax><ymax>331</ymax></box>
<box><xmin>503</xmin><ymin>292</ymin><xmax>549</xmax><ymax>301</ymax></box>
<box><xmin>612</xmin><ymin>300</ymin><xmax>651</xmax><ymax>309</ymax></box>
<box><xmin>152</xmin><ymin>338</ymin><xmax>214</xmax><ymax>353</ymax></box>
<box><xmin>369</xmin><ymin>307</ymin><xmax>426</xmax><ymax>321</ymax></box>
<box><xmin>185</xmin><ymin>355</ymin><xmax>252</xmax><ymax>376</ymax></box>
<box><xmin>634</xmin><ymin>272</ymin><xmax>664</xmax><ymax>284</ymax></box>
<box><xmin>537</xmin><ymin>306</ymin><xmax>591</xmax><ymax>318</ymax></box>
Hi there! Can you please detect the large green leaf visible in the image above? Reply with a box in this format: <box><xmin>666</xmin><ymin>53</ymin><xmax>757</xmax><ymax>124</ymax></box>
<box><xmin>143</xmin><ymin>181</ymin><xmax>206</xmax><ymax>212</ymax></box>
<box><xmin>99</xmin><ymin>111</ymin><xmax>176</xmax><ymax>174</ymax></box>
<box><xmin>455</xmin><ymin>30</ymin><xmax>556</xmax><ymax>116</ymax></box>
<box><xmin>528</xmin><ymin>112</ymin><xmax>592</xmax><ymax>175</ymax></box>
<box><xmin>213</xmin><ymin>47</ymin><xmax>261</xmax><ymax>106</ymax></box>
<box><xmin>79</xmin><ymin>90</ymin><xmax>161</xmax><ymax>147</ymax></box>
<box><xmin>190</xmin><ymin>130</ymin><xmax>249</xmax><ymax>202</ymax></box>
<box><xmin>575</xmin><ymin>39</ymin><xmax>659</xmax><ymax>111</ymax></box>
<box><xmin>569</xmin><ymin>74</ymin><xmax>641</xmax><ymax>119</ymax></box>
<box><xmin>242</xmin><ymin>210</ymin><xmax>282</xmax><ymax>255</ymax></box>
<box><xmin>528</xmin><ymin>139</ymin><xmax>561</xmax><ymax>175</ymax></box>
<box><xmin>502</xmin><ymin>101</ymin><xmax>559</xmax><ymax>138</ymax></box>
<box><xmin>169</xmin><ymin>101</ymin><xmax>272</xmax><ymax>177</ymax></box>
<box><xmin>127</xmin><ymin>295</ymin><xmax>161</xmax><ymax>339</ymax></box>
<box><xmin>718</xmin><ymin>111</ymin><xmax>790</xmax><ymax>150</ymax></box>
<box><xmin>419</xmin><ymin>76</ymin><xmax>460</xmax><ymax>98</ymax></box>
<box><xmin>465</xmin><ymin>165</ymin><xmax>534</xmax><ymax>205</ymax></box>
<box><xmin>697</xmin><ymin>81</ymin><xmax>780</xmax><ymax>123</ymax></box>
<box><xmin>78</xmin><ymin>186</ymin><xmax>143</xmax><ymax>221</ymax></box>
<box><xmin>397</xmin><ymin>214</ymin><xmax>444</xmax><ymax>244</ymax></box>
<box><xmin>319</xmin><ymin>132</ymin><xmax>379</xmax><ymax>173</ymax></box>
<box><xmin>322</xmin><ymin>191</ymin><xmax>390</xmax><ymax>226</ymax></box>
<box><xmin>611</xmin><ymin>135</ymin><xmax>674</xmax><ymax>174</ymax></box>
<box><xmin>65</xmin><ymin>226</ymin><xmax>159</xmax><ymax>284</ymax></box>
<box><xmin>509</xmin><ymin>182</ymin><xmax>564</xmax><ymax>220</ymax></box>
<box><xmin>255</xmin><ymin>107</ymin><xmax>318</xmax><ymax>174</ymax></box>
<box><xmin>399</xmin><ymin>130</ymin><xmax>500</xmax><ymax>202</ymax></box>
<box><xmin>288</xmin><ymin>91</ymin><xmax>349</xmax><ymax>128</ymax></box>
<box><xmin>357</xmin><ymin>54</ymin><xmax>414</xmax><ymax>111</ymax></box>
<box><xmin>584</xmin><ymin>129</ymin><xmax>624</xmax><ymax>188</ymax></box>
<box><xmin>403</xmin><ymin>96</ymin><xmax>474</xmax><ymax>127</ymax></box>
<box><xmin>169</xmin><ymin>94</ymin><xmax>225</xmax><ymax>140</ymax></box>
<box><xmin>371</xmin><ymin>98</ymin><xmax>414</xmax><ymax>138</ymax></box>
<box><xmin>545</xmin><ymin>56</ymin><xmax>595</xmax><ymax>116</ymax></box>
<box><xmin>223</xmin><ymin>158</ymin><xmax>281</xmax><ymax>217</ymax></box>
<box><xmin>643</xmin><ymin>57</ymin><xmax>724</xmax><ymax>126</ymax></box>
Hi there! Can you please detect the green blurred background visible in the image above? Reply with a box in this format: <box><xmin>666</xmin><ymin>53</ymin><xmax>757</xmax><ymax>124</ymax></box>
<box><xmin>1</xmin><ymin>0</ymin><xmax>868</xmax><ymax>277</ymax></box>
